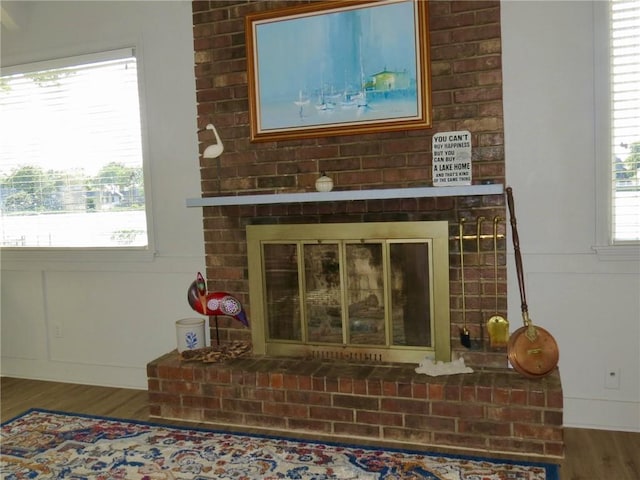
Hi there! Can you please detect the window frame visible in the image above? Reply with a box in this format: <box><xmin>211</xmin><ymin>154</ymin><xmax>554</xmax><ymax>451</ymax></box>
<box><xmin>593</xmin><ymin>0</ymin><xmax>640</xmax><ymax>260</ymax></box>
<box><xmin>0</xmin><ymin>47</ymin><xmax>156</xmax><ymax>261</ymax></box>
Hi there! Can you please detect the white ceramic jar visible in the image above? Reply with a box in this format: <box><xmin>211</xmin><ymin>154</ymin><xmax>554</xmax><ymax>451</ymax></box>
<box><xmin>315</xmin><ymin>172</ymin><xmax>334</xmax><ymax>192</ymax></box>
<box><xmin>175</xmin><ymin>317</ymin><xmax>206</xmax><ymax>352</ymax></box>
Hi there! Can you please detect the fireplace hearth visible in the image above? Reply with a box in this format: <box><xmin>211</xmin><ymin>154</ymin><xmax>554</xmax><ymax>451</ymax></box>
<box><xmin>147</xmin><ymin>352</ymin><xmax>564</xmax><ymax>459</ymax></box>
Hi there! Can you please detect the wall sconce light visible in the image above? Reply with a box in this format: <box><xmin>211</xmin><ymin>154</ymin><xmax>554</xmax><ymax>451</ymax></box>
<box><xmin>203</xmin><ymin>124</ymin><xmax>224</xmax><ymax>159</ymax></box>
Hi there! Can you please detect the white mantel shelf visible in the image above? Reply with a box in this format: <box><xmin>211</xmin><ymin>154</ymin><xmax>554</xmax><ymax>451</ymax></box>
<box><xmin>186</xmin><ymin>184</ymin><xmax>504</xmax><ymax>207</ymax></box>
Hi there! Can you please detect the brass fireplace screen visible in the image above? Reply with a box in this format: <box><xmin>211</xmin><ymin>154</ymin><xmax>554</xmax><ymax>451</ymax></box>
<box><xmin>247</xmin><ymin>222</ymin><xmax>451</xmax><ymax>364</ymax></box>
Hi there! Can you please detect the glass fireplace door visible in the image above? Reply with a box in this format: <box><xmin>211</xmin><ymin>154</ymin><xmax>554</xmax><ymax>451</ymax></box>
<box><xmin>247</xmin><ymin>221</ymin><xmax>450</xmax><ymax>364</ymax></box>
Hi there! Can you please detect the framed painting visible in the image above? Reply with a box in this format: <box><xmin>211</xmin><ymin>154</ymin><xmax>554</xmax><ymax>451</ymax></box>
<box><xmin>245</xmin><ymin>0</ymin><xmax>431</xmax><ymax>142</ymax></box>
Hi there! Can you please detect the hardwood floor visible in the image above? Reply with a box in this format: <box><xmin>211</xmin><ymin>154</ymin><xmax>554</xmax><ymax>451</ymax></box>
<box><xmin>1</xmin><ymin>376</ymin><xmax>639</xmax><ymax>479</ymax></box>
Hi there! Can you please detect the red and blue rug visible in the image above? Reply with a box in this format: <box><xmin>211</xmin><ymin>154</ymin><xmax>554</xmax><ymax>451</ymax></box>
<box><xmin>1</xmin><ymin>409</ymin><xmax>559</xmax><ymax>479</ymax></box>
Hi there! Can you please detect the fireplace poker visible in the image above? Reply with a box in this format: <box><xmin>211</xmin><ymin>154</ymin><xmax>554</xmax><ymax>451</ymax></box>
<box><xmin>458</xmin><ymin>219</ymin><xmax>471</xmax><ymax>348</ymax></box>
<box><xmin>476</xmin><ymin>216</ymin><xmax>486</xmax><ymax>349</ymax></box>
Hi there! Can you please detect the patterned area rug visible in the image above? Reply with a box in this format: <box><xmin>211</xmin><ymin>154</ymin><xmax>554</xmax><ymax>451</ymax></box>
<box><xmin>1</xmin><ymin>409</ymin><xmax>559</xmax><ymax>479</ymax></box>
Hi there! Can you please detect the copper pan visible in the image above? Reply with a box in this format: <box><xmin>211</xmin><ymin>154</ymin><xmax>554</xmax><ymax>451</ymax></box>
<box><xmin>506</xmin><ymin>187</ymin><xmax>559</xmax><ymax>378</ymax></box>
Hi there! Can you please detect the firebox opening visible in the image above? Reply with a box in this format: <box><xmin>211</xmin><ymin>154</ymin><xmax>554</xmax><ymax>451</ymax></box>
<box><xmin>247</xmin><ymin>221</ymin><xmax>451</xmax><ymax>364</ymax></box>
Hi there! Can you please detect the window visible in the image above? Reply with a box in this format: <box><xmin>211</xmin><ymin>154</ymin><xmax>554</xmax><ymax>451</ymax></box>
<box><xmin>0</xmin><ymin>48</ymin><xmax>148</xmax><ymax>248</ymax></box>
<box><xmin>610</xmin><ymin>0</ymin><xmax>640</xmax><ymax>243</ymax></box>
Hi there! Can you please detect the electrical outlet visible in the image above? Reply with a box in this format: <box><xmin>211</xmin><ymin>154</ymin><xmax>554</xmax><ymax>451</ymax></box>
<box><xmin>605</xmin><ymin>368</ymin><xmax>620</xmax><ymax>390</ymax></box>
<box><xmin>53</xmin><ymin>323</ymin><xmax>63</xmax><ymax>338</ymax></box>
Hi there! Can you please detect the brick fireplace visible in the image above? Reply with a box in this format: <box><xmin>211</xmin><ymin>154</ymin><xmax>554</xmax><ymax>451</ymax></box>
<box><xmin>147</xmin><ymin>0</ymin><xmax>563</xmax><ymax>460</ymax></box>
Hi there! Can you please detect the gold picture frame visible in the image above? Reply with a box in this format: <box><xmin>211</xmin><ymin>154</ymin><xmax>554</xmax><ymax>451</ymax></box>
<box><xmin>245</xmin><ymin>0</ymin><xmax>431</xmax><ymax>142</ymax></box>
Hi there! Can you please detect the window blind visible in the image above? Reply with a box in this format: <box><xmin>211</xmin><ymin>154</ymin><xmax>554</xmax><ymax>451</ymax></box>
<box><xmin>611</xmin><ymin>0</ymin><xmax>640</xmax><ymax>242</ymax></box>
<box><xmin>0</xmin><ymin>48</ymin><xmax>148</xmax><ymax>248</ymax></box>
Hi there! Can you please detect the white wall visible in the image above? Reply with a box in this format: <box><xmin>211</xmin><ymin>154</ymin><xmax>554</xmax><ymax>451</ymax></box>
<box><xmin>1</xmin><ymin>0</ymin><xmax>638</xmax><ymax>432</ymax></box>
<box><xmin>0</xmin><ymin>1</ymin><xmax>206</xmax><ymax>388</ymax></box>
<box><xmin>501</xmin><ymin>1</ymin><xmax>639</xmax><ymax>432</ymax></box>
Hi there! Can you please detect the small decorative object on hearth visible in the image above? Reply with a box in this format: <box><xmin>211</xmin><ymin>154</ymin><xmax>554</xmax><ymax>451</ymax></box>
<box><xmin>315</xmin><ymin>171</ymin><xmax>334</xmax><ymax>192</ymax></box>
<box><xmin>187</xmin><ymin>275</ymin><xmax>249</xmax><ymax>328</ymax></box>
<box><xmin>179</xmin><ymin>341</ymin><xmax>252</xmax><ymax>363</ymax></box>
<box><xmin>183</xmin><ymin>273</ymin><xmax>251</xmax><ymax>362</ymax></box>
<box><xmin>415</xmin><ymin>357</ymin><xmax>473</xmax><ymax>376</ymax></box>
<box><xmin>175</xmin><ymin>317</ymin><xmax>206</xmax><ymax>353</ymax></box>
<box><xmin>187</xmin><ymin>272</ymin><xmax>249</xmax><ymax>347</ymax></box>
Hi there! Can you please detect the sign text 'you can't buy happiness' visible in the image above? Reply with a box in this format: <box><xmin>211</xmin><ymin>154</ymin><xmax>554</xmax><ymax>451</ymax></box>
<box><xmin>432</xmin><ymin>130</ymin><xmax>472</xmax><ymax>186</ymax></box>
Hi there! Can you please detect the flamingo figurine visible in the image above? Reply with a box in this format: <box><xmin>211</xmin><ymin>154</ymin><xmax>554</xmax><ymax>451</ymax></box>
<box><xmin>203</xmin><ymin>124</ymin><xmax>224</xmax><ymax>159</ymax></box>
<box><xmin>187</xmin><ymin>273</ymin><xmax>248</xmax><ymax>328</ymax></box>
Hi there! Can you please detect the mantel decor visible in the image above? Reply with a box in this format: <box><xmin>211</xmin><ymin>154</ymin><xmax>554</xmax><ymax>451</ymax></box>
<box><xmin>245</xmin><ymin>0</ymin><xmax>431</xmax><ymax>142</ymax></box>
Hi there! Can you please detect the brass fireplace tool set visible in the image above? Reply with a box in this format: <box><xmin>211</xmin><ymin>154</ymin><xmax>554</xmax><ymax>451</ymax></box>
<box><xmin>455</xmin><ymin>216</ymin><xmax>508</xmax><ymax>350</ymax></box>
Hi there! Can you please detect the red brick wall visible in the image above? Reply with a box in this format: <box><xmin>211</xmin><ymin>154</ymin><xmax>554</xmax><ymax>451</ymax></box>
<box><xmin>191</xmin><ymin>0</ymin><xmax>508</xmax><ymax>368</ymax></box>
<box><xmin>147</xmin><ymin>353</ymin><xmax>564</xmax><ymax>458</ymax></box>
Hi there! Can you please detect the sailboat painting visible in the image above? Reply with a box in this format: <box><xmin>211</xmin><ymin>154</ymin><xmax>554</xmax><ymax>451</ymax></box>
<box><xmin>246</xmin><ymin>0</ymin><xmax>431</xmax><ymax>142</ymax></box>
